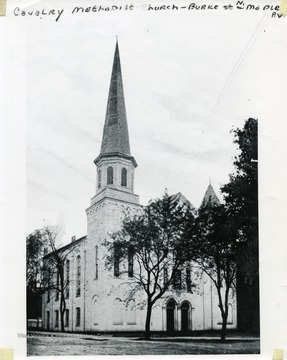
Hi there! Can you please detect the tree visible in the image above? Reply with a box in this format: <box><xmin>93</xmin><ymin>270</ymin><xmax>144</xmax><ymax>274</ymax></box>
<box><xmin>41</xmin><ymin>225</ymin><xmax>79</xmax><ymax>332</ymax></box>
<box><xmin>221</xmin><ymin>118</ymin><xmax>259</xmax><ymax>333</ymax></box>
<box><xmin>221</xmin><ymin>118</ymin><xmax>258</xmax><ymax>244</ymax></box>
<box><xmin>194</xmin><ymin>202</ymin><xmax>238</xmax><ymax>341</ymax></box>
<box><xmin>27</xmin><ymin>229</ymin><xmax>47</xmax><ymax>291</ymax></box>
<box><xmin>27</xmin><ymin>225</ymin><xmax>79</xmax><ymax>332</ymax></box>
<box><xmin>106</xmin><ymin>192</ymin><xmax>196</xmax><ymax>340</ymax></box>
<box><xmin>26</xmin><ymin>229</ymin><xmax>48</xmax><ymax>321</ymax></box>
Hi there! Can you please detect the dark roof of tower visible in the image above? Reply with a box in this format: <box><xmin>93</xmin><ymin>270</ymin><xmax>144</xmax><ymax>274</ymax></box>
<box><xmin>100</xmin><ymin>40</ymin><xmax>131</xmax><ymax>156</ymax></box>
<box><xmin>200</xmin><ymin>183</ymin><xmax>221</xmax><ymax>208</ymax></box>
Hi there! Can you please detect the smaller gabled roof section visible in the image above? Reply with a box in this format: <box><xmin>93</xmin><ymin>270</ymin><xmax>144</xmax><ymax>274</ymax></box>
<box><xmin>170</xmin><ymin>192</ymin><xmax>196</xmax><ymax>213</ymax></box>
<box><xmin>200</xmin><ymin>183</ymin><xmax>221</xmax><ymax>208</ymax></box>
<box><xmin>43</xmin><ymin>235</ymin><xmax>87</xmax><ymax>259</ymax></box>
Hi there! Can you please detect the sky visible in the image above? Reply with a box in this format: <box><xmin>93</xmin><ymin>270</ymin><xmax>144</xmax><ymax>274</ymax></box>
<box><xmin>24</xmin><ymin>0</ymin><xmax>277</xmax><ymax>244</ymax></box>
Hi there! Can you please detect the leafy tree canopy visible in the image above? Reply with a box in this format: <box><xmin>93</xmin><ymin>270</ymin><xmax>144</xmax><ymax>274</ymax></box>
<box><xmin>106</xmin><ymin>192</ymin><xmax>197</xmax><ymax>339</ymax></box>
<box><xmin>194</xmin><ymin>202</ymin><xmax>238</xmax><ymax>341</ymax></box>
<box><xmin>26</xmin><ymin>229</ymin><xmax>48</xmax><ymax>291</ymax></box>
<box><xmin>221</xmin><ymin>118</ymin><xmax>258</xmax><ymax>243</ymax></box>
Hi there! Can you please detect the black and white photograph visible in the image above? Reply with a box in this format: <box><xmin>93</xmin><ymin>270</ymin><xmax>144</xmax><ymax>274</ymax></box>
<box><xmin>1</xmin><ymin>0</ymin><xmax>287</xmax><ymax>358</ymax></box>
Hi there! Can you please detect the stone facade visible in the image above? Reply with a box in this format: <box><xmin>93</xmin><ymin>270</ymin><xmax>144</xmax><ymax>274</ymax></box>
<box><xmin>41</xmin><ymin>41</ymin><xmax>237</xmax><ymax>333</ymax></box>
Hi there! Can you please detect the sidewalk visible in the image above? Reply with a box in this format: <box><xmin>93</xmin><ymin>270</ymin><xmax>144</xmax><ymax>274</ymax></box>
<box><xmin>26</xmin><ymin>330</ymin><xmax>260</xmax><ymax>341</ymax></box>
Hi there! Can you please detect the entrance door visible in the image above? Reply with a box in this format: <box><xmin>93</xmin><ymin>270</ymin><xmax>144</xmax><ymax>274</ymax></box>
<box><xmin>166</xmin><ymin>300</ymin><xmax>176</xmax><ymax>332</ymax></box>
<box><xmin>181</xmin><ymin>302</ymin><xmax>190</xmax><ymax>332</ymax></box>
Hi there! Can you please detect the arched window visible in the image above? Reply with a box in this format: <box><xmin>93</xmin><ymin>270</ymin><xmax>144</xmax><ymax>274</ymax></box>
<box><xmin>76</xmin><ymin>255</ymin><xmax>81</xmax><ymax>297</ymax></box>
<box><xmin>121</xmin><ymin>167</ymin><xmax>127</xmax><ymax>186</ymax></box>
<box><xmin>66</xmin><ymin>260</ymin><xmax>70</xmax><ymax>299</ymax></box>
<box><xmin>114</xmin><ymin>244</ymin><xmax>120</xmax><ymax>277</ymax></box>
<box><xmin>55</xmin><ymin>271</ymin><xmax>59</xmax><ymax>301</ymax></box>
<box><xmin>128</xmin><ymin>247</ymin><xmax>133</xmax><ymax>278</ymax></box>
<box><xmin>65</xmin><ymin>309</ymin><xmax>69</xmax><ymax>327</ymax></box>
<box><xmin>92</xmin><ymin>297</ymin><xmax>99</xmax><ymax>325</ymax></box>
<box><xmin>227</xmin><ymin>303</ymin><xmax>233</xmax><ymax>324</ymax></box>
<box><xmin>97</xmin><ymin>169</ymin><xmax>102</xmax><ymax>189</ymax></box>
<box><xmin>46</xmin><ymin>311</ymin><xmax>50</xmax><ymax>330</ymax></box>
<box><xmin>112</xmin><ymin>298</ymin><xmax>123</xmax><ymax>325</ymax></box>
<box><xmin>55</xmin><ymin>310</ymin><xmax>59</xmax><ymax>328</ymax></box>
<box><xmin>163</xmin><ymin>266</ymin><xmax>168</xmax><ymax>287</ymax></box>
<box><xmin>127</xmin><ymin>299</ymin><xmax>136</xmax><ymax>325</ymax></box>
<box><xmin>186</xmin><ymin>266</ymin><xmax>191</xmax><ymax>292</ymax></box>
<box><xmin>95</xmin><ymin>245</ymin><xmax>98</xmax><ymax>280</ymax></box>
<box><xmin>107</xmin><ymin>166</ymin><xmax>113</xmax><ymax>185</ymax></box>
<box><xmin>173</xmin><ymin>270</ymin><xmax>182</xmax><ymax>290</ymax></box>
<box><xmin>76</xmin><ymin>307</ymin><xmax>81</xmax><ymax>327</ymax></box>
<box><xmin>47</xmin><ymin>269</ymin><xmax>51</xmax><ymax>303</ymax></box>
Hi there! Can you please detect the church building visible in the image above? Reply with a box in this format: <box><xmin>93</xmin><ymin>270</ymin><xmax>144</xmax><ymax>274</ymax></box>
<box><xmin>41</xmin><ymin>41</ymin><xmax>237</xmax><ymax>333</ymax></box>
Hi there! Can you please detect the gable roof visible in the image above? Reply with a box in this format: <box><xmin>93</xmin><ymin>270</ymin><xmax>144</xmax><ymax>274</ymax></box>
<box><xmin>170</xmin><ymin>192</ymin><xmax>196</xmax><ymax>213</ymax></box>
<box><xmin>43</xmin><ymin>235</ymin><xmax>87</xmax><ymax>259</ymax></box>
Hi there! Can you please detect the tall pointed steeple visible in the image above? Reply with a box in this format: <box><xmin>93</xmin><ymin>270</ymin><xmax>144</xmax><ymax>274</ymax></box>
<box><xmin>99</xmin><ymin>40</ymin><xmax>131</xmax><ymax>156</ymax></box>
<box><xmin>95</xmin><ymin>41</ymin><xmax>136</xmax><ymax>167</ymax></box>
<box><xmin>200</xmin><ymin>183</ymin><xmax>220</xmax><ymax>208</ymax></box>
<box><xmin>92</xmin><ymin>41</ymin><xmax>138</xmax><ymax>204</ymax></box>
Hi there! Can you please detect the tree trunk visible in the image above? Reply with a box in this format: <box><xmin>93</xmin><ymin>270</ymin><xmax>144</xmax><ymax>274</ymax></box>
<box><xmin>144</xmin><ymin>298</ymin><xmax>153</xmax><ymax>340</ymax></box>
<box><xmin>215</xmin><ymin>283</ymin><xmax>228</xmax><ymax>342</ymax></box>
<box><xmin>221</xmin><ymin>282</ymin><xmax>230</xmax><ymax>342</ymax></box>
<box><xmin>220</xmin><ymin>312</ymin><xmax>228</xmax><ymax>341</ymax></box>
<box><xmin>59</xmin><ymin>267</ymin><xmax>66</xmax><ymax>332</ymax></box>
<box><xmin>60</xmin><ymin>291</ymin><xmax>66</xmax><ymax>332</ymax></box>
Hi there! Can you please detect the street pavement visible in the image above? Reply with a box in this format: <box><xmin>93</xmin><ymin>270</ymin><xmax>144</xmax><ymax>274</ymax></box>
<box><xmin>26</xmin><ymin>332</ymin><xmax>260</xmax><ymax>356</ymax></box>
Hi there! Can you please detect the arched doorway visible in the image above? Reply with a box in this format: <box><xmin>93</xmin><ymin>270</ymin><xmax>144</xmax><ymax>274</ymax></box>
<box><xmin>166</xmin><ymin>300</ymin><xmax>176</xmax><ymax>333</ymax></box>
<box><xmin>181</xmin><ymin>301</ymin><xmax>190</xmax><ymax>332</ymax></box>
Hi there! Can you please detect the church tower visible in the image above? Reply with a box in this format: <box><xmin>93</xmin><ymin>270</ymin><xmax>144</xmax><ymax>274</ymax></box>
<box><xmin>91</xmin><ymin>40</ymin><xmax>139</xmax><ymax>207</ymax></box>
<box><xmin>87</xmin><ymin>40</ymin><xmax>140</xmax><ymax>243</ymax></box>
<box><xmin>84</xmin><ymin>41</ymin><xmax>141</xmax><ymax>331</ymax></box>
